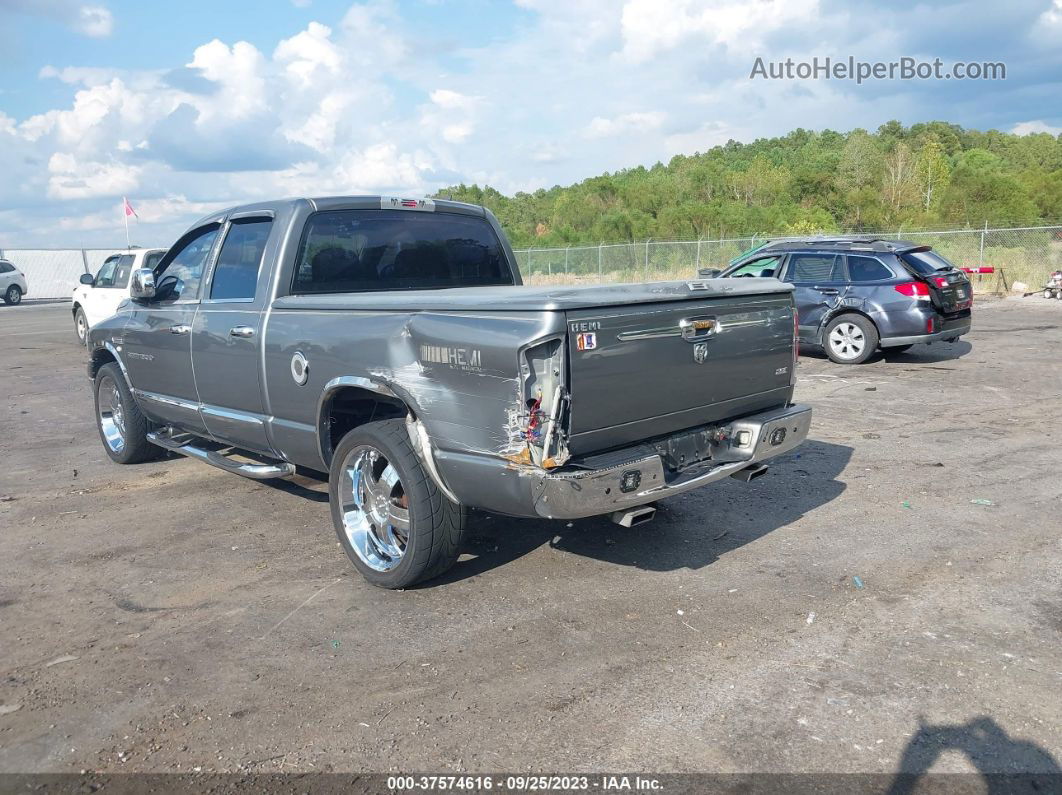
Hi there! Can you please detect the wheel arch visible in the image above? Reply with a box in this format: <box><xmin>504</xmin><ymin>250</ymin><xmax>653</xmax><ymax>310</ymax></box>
<box><xmin>816</xmin><ymin>306</ymin><xmax>881</xmax><ymax>347</ymax></box>
<box><xmin>88</xmin><ymin>342</ymin><xmax>133</xmax><ymax>389</ymax></box>
<box><xmin>316</xmin><ymin>377</ymin><xmax>415</xmax><ymax>469</ymax></box>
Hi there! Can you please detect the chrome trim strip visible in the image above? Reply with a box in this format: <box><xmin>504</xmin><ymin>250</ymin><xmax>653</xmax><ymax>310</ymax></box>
<box><xmin>616</xmin><ymin>326</ymin><xmax>682</xmax><ymax>341</ymax></box>
<box><xmin>133</xmin><ymin>389</ymin><xmax>200</xmax><ymax>411</ymax></box>
<box><xmin>200</xmin><ymin>404</ymin><xmax>266</xmax><ymax>425</ymax></box>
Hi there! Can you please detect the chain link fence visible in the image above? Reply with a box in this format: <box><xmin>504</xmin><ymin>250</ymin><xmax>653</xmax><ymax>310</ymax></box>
<box><xmin>4</xmin><ymin>224</ymin><xmax>1060</xmax><ymax>299</ymax></box>
<box><xmin>0</xmin><ymin>248</ymin><xmax>132</xmax><ymax>300</ymax></box>
<box><xmin>514</xmin><ymin>225</ymin><xmax>1062</xmax><ymax>293</ymax></box>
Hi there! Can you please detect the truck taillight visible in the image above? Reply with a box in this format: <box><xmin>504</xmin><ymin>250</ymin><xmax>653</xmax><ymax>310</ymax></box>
<box><xmin>895</xmin><ymin>282</ymin><xmax>931</xmax><ymax>301</ymax></box>
<box><xmin>931</xmin><ymin>276</ymin><xmax>949</xmax><ymax>288</ymax></box>
<box><xmin>926</xmin><ymin>316</ymin><xmax>935</xmax><ymax>333</ymax></box>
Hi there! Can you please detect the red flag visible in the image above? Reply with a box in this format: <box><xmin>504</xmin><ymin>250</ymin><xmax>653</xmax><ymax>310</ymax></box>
<box><xmin>123</xmin><ymin>197</ymin><xmax>138</xmax><ymax>218</ymax></box>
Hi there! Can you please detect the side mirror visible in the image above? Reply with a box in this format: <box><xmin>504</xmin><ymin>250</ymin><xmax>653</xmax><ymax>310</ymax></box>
<box><xmin>79</xmin><ymin>273</ymin><xmax>95</xmax><ymax>286</ymax></box>
<box><xmin>698</xmin><ymin>267</ymin><xmax>722</xmax><ymax>278</ymax></box>
<box><xmin>130</xmin><ymin>268</ymin><xmax>156</xmax><ymax>300</ymax></box>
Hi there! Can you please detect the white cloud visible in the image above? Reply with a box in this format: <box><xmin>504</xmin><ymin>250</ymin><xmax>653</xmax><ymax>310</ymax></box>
<box><xmin>620</xmin><ymin>0</ymin><xmax>819</xmax><ymax>62</ymax></box>
<box><xmin>76</xmin><ymin>4</ymin><xmax>112</xmax><ymax>36</ymax></box>
<box><xmin>1011</xmin><ymin>120</ymin><xmax>1062</xmax><ymax>136</ymax></box>
<box><xmin>584</xmin><ymin>111</ymin><xmax>666</xmax><ymax>138</ymax></box>
<box><xmin>47</xmin><ymin>152</ymin><xmax>140</xmax><ymax>199</ymax></box>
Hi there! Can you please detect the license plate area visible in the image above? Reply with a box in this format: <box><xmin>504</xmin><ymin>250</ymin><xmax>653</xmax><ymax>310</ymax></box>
<box><xmin>652</xmin><ymin>426</ymin><xmax>719</xmax><ymax>471</ymax></box>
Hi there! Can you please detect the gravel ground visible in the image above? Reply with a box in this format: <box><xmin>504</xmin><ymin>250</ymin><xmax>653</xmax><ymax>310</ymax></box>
<box><xmin>0</xmin><ymin>298</ymin><xmax>1059</xmax><ymax>779</ymax></box>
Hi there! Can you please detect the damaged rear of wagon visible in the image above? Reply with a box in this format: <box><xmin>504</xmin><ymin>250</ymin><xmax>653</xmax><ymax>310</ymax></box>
<box><xmin>86</xmin><ymin>195</ymin><xmax>811</xmax><ymax>589</ymax></box>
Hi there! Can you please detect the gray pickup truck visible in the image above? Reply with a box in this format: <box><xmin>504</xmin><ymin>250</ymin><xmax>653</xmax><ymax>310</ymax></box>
<box><xmin>87</xmin><ymin>197</ymin><xmax>811</xmax><ymax>588</ymax></box>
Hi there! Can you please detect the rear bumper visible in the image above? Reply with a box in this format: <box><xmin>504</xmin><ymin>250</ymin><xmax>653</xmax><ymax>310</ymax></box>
<box><xmin>880</xmin><ymin>315</ymin><xmax>971</xmax><ymax>347</ymax></box>
<box><xmin>531</xmin><ymin>404</ymin><xmax>811</xmax><ymax>519</ymax></box>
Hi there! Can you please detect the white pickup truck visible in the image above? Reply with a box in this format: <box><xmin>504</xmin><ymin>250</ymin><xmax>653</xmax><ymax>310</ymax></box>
<box><xmin>72</xmin><ymin>248</ymin><xmax>166</xmax><ymax>345</ymax></box>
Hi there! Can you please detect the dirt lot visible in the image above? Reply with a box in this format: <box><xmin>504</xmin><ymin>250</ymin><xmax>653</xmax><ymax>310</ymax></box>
<box><xmin>0</xmin><ymin>298</ymin><xmax>1060</xmax><ymax>779</ymax></box>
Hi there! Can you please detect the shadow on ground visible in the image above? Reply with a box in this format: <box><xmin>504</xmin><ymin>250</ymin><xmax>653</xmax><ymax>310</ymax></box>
<box><xmin>430</xmin><ymin>438</ymin><xmax>852</xmax><ymax>584</ymax></box>
<box><xmin>887</xmin><ymin>716</ymin><xmax>1062</xmax><ymax>794</ymax></box>
<box><xmin>800</xmin><ymin>340</ymin><xmax>973</xmax><ymax>365</ymax></box>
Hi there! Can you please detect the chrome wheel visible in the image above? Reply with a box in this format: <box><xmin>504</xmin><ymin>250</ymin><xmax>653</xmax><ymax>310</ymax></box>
<box><xmin>76</xmin><ymin>311</ymin><xmax>87</xmax><ymax>342</ymax></box>
<box><xmin>97</xmin><ymin>375</ymin><xmax>126</xmax><ymax>454</ymax></box>
<box><xmin>6</xmin><ymin>286</ymin><xmax>20</xmax><ymax>304</ymax></box>
<box><xmin>338</xmin><ymin>445</ymin><xmax>410</xmax><ymax>572</ymax></box>
<box><xmin>828</xmin><ymin>322</ymin><xmax>866</xmax><ymax>361</ymax></box>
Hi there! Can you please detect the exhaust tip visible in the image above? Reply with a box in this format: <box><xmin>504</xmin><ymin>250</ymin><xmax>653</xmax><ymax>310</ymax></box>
<box><xmin>730</xmin><ymin>463</ymin><xmax>768</xmax><ymax>482</ymax></box>
<box><xmin>610</xmin><ymin>505</ymin><xmax>657</xmax><ymax>528</ymax></box>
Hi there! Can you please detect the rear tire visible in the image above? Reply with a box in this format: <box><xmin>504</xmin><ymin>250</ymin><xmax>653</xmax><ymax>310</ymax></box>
<box><xmin>329</xmin><ymin>419</ymin><xmax>465</xmax><ymax>589</ymax></box>
<box><xmin>4</xmin><ymin>285</ymin><xmax>22</xmax><ymax>305</ymax></box>
<box><xmin>1046</xmin><ymin>290</ymin><xmax>1054</xmax><ymax>299</ymax></box>
<box><xmin>74</xmin><ymin>307</ymin><xmax>88</xmax><ymax>346</ymax></box>
<box><xmin>823</xmin><ymin>314</ymin><xmax>878</xmax><ymax>364</ymax></box>
<box><xmin>93</xmin><ymin>362</ymin><xmax>159</xmax><ymax>464</ymax></box>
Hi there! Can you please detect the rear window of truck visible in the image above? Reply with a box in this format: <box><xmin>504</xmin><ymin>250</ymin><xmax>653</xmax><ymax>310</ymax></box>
<box><xmin>292</xmin><ymin>209</ymin><xmax>515</xmax><ymax>294</ymax></box>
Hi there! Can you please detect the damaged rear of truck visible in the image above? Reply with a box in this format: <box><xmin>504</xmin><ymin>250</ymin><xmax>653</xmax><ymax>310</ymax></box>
<box><xmin>88</xmin><ymin>196</ymin><xmax>810</xmax><ymax>588</ymax></box>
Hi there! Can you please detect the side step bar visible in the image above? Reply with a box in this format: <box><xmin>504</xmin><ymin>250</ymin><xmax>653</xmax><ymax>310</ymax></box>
<box><xmin>147</xmin><ymin>431</ymin><xmax>295</xmax><ymax>480</ymax></box>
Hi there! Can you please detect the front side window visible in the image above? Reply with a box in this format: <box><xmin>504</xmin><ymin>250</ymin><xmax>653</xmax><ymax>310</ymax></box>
<box><xmin>95</xmin><ymin>257</ymin><xmax>120</xmax><ymax>288</ymax></box>
<box><xmin>785</xmin><ymin>254</ymin><xmax>843</xmax><ymax>282</ymax></box>
<box><xmin>153</xmin><ymin>224</ymin><xmax>220</xmax><ymax>302</ymax></box>
<box><xmin>109</xmin><ymin>254</ymin><xmax>135</xmax><ymax>289</ymax></box>
<box><xmin>210</xmin><ymin>218</ymin><xmax>272</xmax><ymax>300</ymax></box>
<box><xmin>847</xmin><ymin>255</ymin><xmax>894</xmax><ymax>282</ymax></box>
<box><xmin>293</xmin><ymin>209</ymin><xmax>514</xmax><ymax>294</ymax></box>
<box><xmin>727</xmin><ymin>255</ymin><xmax>782</xmax><ymax>278</ymax></box>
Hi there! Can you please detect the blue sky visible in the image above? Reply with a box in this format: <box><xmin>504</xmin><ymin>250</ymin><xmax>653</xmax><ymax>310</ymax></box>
<box><xmin>0</xmin><ymin>0</ymin><xmax>1060</xmax><ymax>247</ymax></box>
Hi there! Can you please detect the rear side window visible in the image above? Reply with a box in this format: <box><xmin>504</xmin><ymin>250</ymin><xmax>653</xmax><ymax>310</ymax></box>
<box><xmin>0</xmin><ymin>262</ymin><xmax>13</xmax><ymax>274</ymax></box>
<box><xmin>210</xmin><ymin>218</ymin><xmax>272</xmax><ymax>300</ymax></box>
<box><xmin>785</xmin><ymin>254</ymin><xmax>843</xmax><ymax>282</ymax></box>
<box><xmin>144</xmin><ymin>251</ymin><xmax>165</xmax><ymax>271</ymax></box>
<box><xmin>847</xmin><ymin>255</ymin><xmax>893</xmax><ymax>282</ymax></box>
<box><xmin>293</xmin><ymin>209</ymin><xmax>514</xmax><ymax>294</ymax></box>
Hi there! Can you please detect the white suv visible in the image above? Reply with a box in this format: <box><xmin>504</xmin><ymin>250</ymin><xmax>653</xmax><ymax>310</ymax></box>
<box><xmin>0</xmin><ymin>259</ymin><xmax>29</xmax><ymax>305</ymax></box>
<box><xmin>72</xmin><ymin>248</ymin><xmax>166</xmax><ymax>344</ymax></box>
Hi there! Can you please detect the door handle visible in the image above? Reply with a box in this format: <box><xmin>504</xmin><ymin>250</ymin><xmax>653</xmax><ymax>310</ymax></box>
<box><xmin>229</xmin><ymin>326</ymin><xmax>255</xmax><ymax>338</ymax></box>
<box><xmin>169</xmin><ymin>324</ymin><xmax>191</xmax><ymax>335</ymax></box>
<box><xmin>815</xmin><ymin>287</ymin><xmax>839</xmax><ymax>295</ymax></box>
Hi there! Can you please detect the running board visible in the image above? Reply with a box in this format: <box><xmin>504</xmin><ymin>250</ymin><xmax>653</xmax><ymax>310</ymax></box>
<box><xmin>147</xmin><ymin>431</ymin><xmax>295</xmax><ymax>480</ymax></box>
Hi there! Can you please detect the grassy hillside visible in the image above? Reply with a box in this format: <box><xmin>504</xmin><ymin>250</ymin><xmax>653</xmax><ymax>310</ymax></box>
<box><xmin>435</xmin><ymin>121</ymin><xmax>1062</xmax><ymax>248</ymax></box>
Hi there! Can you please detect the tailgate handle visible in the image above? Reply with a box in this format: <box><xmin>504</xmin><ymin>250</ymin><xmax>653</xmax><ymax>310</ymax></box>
<box><xmin>679</xmin><ymin>317</ymin><xmax>718</xmax><ymax>342</ymax></box>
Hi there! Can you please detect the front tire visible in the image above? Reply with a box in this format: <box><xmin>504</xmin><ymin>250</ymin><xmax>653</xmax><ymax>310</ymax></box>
<box><xmin>329</xmin><ymin>419</ymin><xmax>465</xmax><ymax>589</ymax></box>
<box><xmin>824</xmin><ymin>314</ymin><xmax>878</xmax><ymax>364</ymax></box>
<box><xmin>93</xmin><ymin>362</ymin><xmax>159</xmax><ymax>464</ymax></box>
<box><xmin>4</xmin><ymin>285</ymin><xmax>22</xmax><ymax>305</ymax></box>
<box><xmin>74</xmin><ymin>307</ymin><xmax>88</xmax><ymax>345</ymax></box>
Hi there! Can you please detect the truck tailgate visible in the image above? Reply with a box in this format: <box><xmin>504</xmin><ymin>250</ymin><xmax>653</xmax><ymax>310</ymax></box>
<box><xmin>565</xmin><ymin>293</ymin><xmax>795</xmax><ymax>453</ymax></box>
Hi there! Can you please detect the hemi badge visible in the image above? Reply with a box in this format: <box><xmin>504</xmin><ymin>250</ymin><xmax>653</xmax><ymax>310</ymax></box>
<box><xmin>576</xmin><ymin>332</ymin><xmax>597</xmax><ymax>351</ymax></box>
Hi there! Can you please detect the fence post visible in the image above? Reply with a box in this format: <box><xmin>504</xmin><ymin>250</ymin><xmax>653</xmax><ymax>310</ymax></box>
<box><xmin>598</xmin><ymin>243</ymin><xmax>603</xmax><ymax>275</ymax></box>
<box><xmin>979</xmin><ymin>221</ymin><xmax>987</xmax><ymax>268</ymax></box>
<box><xmin>81</xmin><ymin>249</ymin><xmax>90</xmax><ymax>274</ymax></box>
<box><xmin>564</xmin><ymin>246</ymin><xmax>570</xmax><ymax>274</ymax></box>
<box><xmin>695</xmin><ymin>237</ymin><xmax>701</xmax><ymax>268</ymax></box>
<box><xmin>644</xmin><ymin>238</ymin><xmax>652</xmax><ymax>280</ymax></box>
